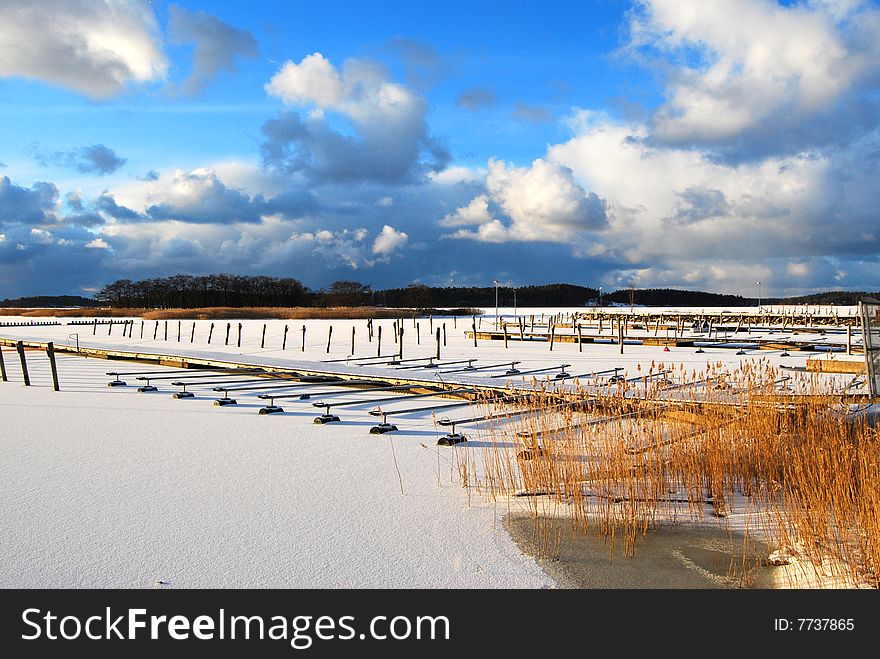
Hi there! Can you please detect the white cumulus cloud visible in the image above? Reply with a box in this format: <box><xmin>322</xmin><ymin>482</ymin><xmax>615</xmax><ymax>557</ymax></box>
<box><xmin>0</xmin><ymin>0</ymin><xmax>167</xmax><ymax>98</ymax></box>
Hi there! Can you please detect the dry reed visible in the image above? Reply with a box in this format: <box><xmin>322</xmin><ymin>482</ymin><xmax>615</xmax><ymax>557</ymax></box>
<box><xmin>458</xmin><ymin>358</ymin><xmax>879</xmax><ymax>588</ymax></box>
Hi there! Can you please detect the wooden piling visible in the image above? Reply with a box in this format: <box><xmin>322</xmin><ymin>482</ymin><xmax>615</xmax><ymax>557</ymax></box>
<box><xmin>282</xmin><ymin>325</ymin><xmax>289</xmax><ymax>350</ymax></box>
<box><xmin>378</xmin><ymin>325</ymin><xmax>382</xmax><ymax>356</ymax></box>
<box><xmin>0</xmin><ymin>345</ymin><xmax>7</xmax><ymax>382</ymax></box>
<box><xmin>351</xmin><ymin>326</ymin><xmax>355</xmax><ymax>355</ymax></box>
<box><xmin>164</xmin><ymin>321</ymin><xmax>168</xmax><ymax>341</ymax></box>
<box><xmin>577</xmin><ymin>323</ymin><xmax>583</xmax><ymax>352</ymax></box>
<box><xmin>140</xmin><ymin>320</ymin><xmax>144</xmax><ymax>339</ymax></box>
<box><xmin>847</xmin><ymin>325</ymin><xmax>852</xmax><ymax>355</ymax></box>
<box><xmin>177</xmin><ymin>321</ymin><xmax>181</xmax><ymax>342</ymax></box>
<box><xmin>302</xmin><ymin>325</ymin><xmax>306</xmax><ymax>352</ymax></box>
<box><xmin>108</xmin><ymin>319</ymin><xmax>113</xmax><ymax>336</ymax></box>
<box><xmin>443</xmin><ymin>323</ymin><xmax>447</xmax><ymax>347</ymax></box>
<box><xmin>503</xmin><ymin>322</ymin><xmax>508</xmax><ymax>349</ymax></box>
<box><xmin>153</xmin><ymin>321</ymin><xmax>159</xmax><ymax>340</ymax></box>
<box><xmin>92</xmin><ymin>318</ymin><xmax>97</xmax><ymax>335</ymax></box>
<box><xmin>398</xmin><ymin>326</ymin><xmax>404</xmax><ymax>360</ymax></box>
<box><xmin>46</xmin><ymin>342</ymin><xmax>59</xmax><ymax>391</ymax></box>
<box><xmin>393</xmin><ymin>321</ymin><xmax>398</xmax><ymax>344</ymax></box>
<box><xmin>237</xmin><ymin>323</ymin><xmax>242</xmax><ymax>348</ymax></box>
<box><xmin>261</xmin><ymin>323</ymin><xmax>267</xmax><ymax>349</ymax></box>
<box><xmin>16</xmin><ymin>341</ymin><xmax>30</xmax><ymax>386</ymax></box>
<box><xmin>435</xmin><ymin>327</ymin><xmax>441</xmax><ymax>360</ymax></box>
<box><xmin>190</xmin><ymin>322</ymin><xmax>196</xmax><ymax>343</ymax></box>
<box><xmin>549</xmin><ymin>324</ymin><xmax>555</xmax><ymax>351</ymax></box>
<box><xmin>472</xmin><ymin>318</ymin><xmax>478</xmax><ymax>347</ymax></box>
<box><xmin>326</xmin><ymin>326</ymin><xmax>333</xmax><ymax>353</ymax></box>
<box><xmin>208</xmin><ymin>323</ymin><xmax>214</xmax><ymax>344</ymax></box>
<box><xmin>416</xmin><ymin>322</ymin><xmax>420</xmax><ymax>345</ymax></box>
<box><xmin>225</xmin><ymin>322</ymin><xmax>231</xmax><ymax>345</ymax></box>
<box><xmin>618</xmin><ymin>319</ymin><xmax>624</xmax><ymax>354</ymax></box>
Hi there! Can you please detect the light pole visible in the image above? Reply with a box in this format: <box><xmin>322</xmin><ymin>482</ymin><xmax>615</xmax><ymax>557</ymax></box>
<box><xmin>756</xmin><ymin>281</ymin><xmax>762</xmax><ymax>311</ymax></box>
<box><xmin>493</xmin><ymin>280</ymin><xmax>500</xmax><ymax>329</ymax></box>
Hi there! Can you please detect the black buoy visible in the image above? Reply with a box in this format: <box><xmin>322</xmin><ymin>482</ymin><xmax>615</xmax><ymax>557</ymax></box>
<box><xmin>259</xmin><ymin>405</ymin><xmax>284</xmax><ymax>415</ymax></box>
<box><xmin>137</xmin><ymin>385</ymin><xmax>158</xmax><ymax>393</ymax></box>
<box><xmin>781</xmin><ymin>351</ymin><xmax>790</xmax><ymax>357</ymax></box>
<box><xmin>214</xmin><ymin>397</ymin><xmax>237</xmax><ymax>406</ymax></box>
<box><xmin>370</xmin><ymin>423</ymin><xmax>398</xmax><ymax>434</ymax></box>
<box><xmin>736</xmin><ymin>349</ymin><xmax>746</xmax><ymax>355</ymax></box>
<box><xmin>314</xmin><ymin>414</ymin><xmax>340</xmax><ymax>424</ymax></box>
<box><xmin>107</xmin><ymin>379</ymin><xmax>127</xmax><ymax>387</ymax></box>
<box><xmin>695</xmin><ymin>347</ymin><xmax>705</xmax><ymax>354</ymax></box>
<box><xmin>172</xmin><ymin>391</ymin><xmax>194</xmax><ymax>399</ymax></box>
<box><xmin>437</xmin><ymin>433</ymin><xmax>467</xmax><ymax>446</ymax></box>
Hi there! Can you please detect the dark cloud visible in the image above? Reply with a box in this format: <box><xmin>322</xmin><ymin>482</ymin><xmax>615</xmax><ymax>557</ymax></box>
<box><xmin>95</xmin><ymin>193</ymin><xmax>142</xmax><ymax>221</ymax></box>
<box><xmin>511</xmin><ymin>103</ymin><xmax>550</xmax><ymax>123</ymax></box>
<box><xmin>456</xmin><ymin>87</ymin><xmax>496</xmax><ymax>111</ymax></box>
<box><xmin>65</xmin><ymin>190</ymin><xmax>84</xmax><ymax>212</ymax></box>
<box><xmin>140</xmin><ymin>170</ymin><xmax>160</xmax><ymax>181</ymax></box>
<box><xmin>261</xmin><ymin>112</ymin><xmax>449</xmax><ymax>185</ymax></box>
<box><xmin>145</xmin><ymin>170</ymin><xmax>267</xmax><ymax>224</ymax></box>
<box><xmin>383</xmin><ymin>37</ymin><xmax>445</xmax><ymax>88</ymax></box>
<box><xmin>667</xmin><ymin>187</ymin><xmax>730</xmax><ymax>225</ymax></box>
<box><xmin>36</xmin><ymin>144</ymin><xmax>127</xmax><ymax>175</ymax></box>
<box><xmin>0</xmin><ymin>176</ymin><xmax>58</xmax><ymax>225</ymax></box>
<box><xmin>168</xmin><ymin>5</ymin><xmax>258</xmax><ymax>96</ymax></box>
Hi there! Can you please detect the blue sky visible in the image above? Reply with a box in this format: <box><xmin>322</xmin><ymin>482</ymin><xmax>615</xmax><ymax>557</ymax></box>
<box><xmin>1</xmin><ymin>0</ymin><xmax>879</xmax><ymax>298</ymax></box>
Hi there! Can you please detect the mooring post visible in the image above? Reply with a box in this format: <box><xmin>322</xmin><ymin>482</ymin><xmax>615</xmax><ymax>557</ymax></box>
<box><xmin>577</xmin><ymin>323</ymin><xmax>583</xmax><ymax>352</ymax></box>
<box><xmin>16</xmin><ymin>341</ymin><xmax>30</xmax><ymax>386</ymax></box>
<box><xmin>225</xmin><ymin>322</ymin><xmax>231</xmax><ymax>345</ymax></box>
<box><xmin>351</xmin><ymin>326</ymin><xmax>355</xmax><ymax>355</ymax></box>
<box><xmin>436</xmin><ymin>327</ymin><xmax>441</xmax><ymax>360</ymax></box>
<box><xmin>108</xmin><ymin>319</ymin><xmax>113</xmax><ymax>336</ymax></box>
<box><xmin>261</xmin><ymin>323</ymin><xmax>267</xmax><ymax>349</ymax></box>
<box><xmin>140</xmin><ymin>320</ymin><xmax>144</xmax><ymax>339</ymax></box>
<box><xmin>472</xmin><ymin>317</ymin><xmax>478</xmax><ymax>347</ymax></box>
<box><xmin>367</xmin><ymin>319</ymin><xmax>373</xmax><ymax>342</ymax></box>
<box><xmin>399</xmin><ymin>326</ymin><xmax>404</xmax><ymax>360</ymax></box>
<box><xmin>237</xmin><ymin>323</ymin><xmax>242</xmax><ymax>348</ymax></box>
<box><xmin>208</xmin><ymin>322</ymin><xmax>214</xmax><ymax>344</ymax></box>
<box><xmin>443</xmin><ymin>323</ymin><xmax>447</xmax><ymax>346</ymax></box>
<box><xmin>46</xmin><ymin>342</ymin><xmax>59</xmax><ymax>391</ymax></box>
<box><xmin>190</xmin><ymin>322</ymin><xmax>196</xmax><ymax>343</ymax></box>
<box><xmin>154</xmin><ymin>321</ymin><xmax>159</xmax><ymax>340</ymax></box>
<box><xmin>549</xmin><ymin>324</ymin><xmax>555</xmax><ymax>351</ymax></box>
<box><xmin>503</xmin><ymin>322</ymin><xmax>508</xmax><ymax>349</ymax></box>
<box><xmin>177</xmin><ymin>320</ymin><xmax>181</xmax><ymax>342</ymax></box>
<box><xmin>429</xmin><ymin>316</ymin><xmax>433</xmax><ymax>334</ymax></box>
<box><xmin>416</xmin><ymin>322</ymin><xmax>420</xmax><ymax>345</ymax></box>
<box><xmin>377</xmin><ymin>325</ymin><xmax>382</xmax><ymax>356</ymax></box>
<box><xmin>0</xmin><ymin>345</ymin><xmax>8</xmax><ymax>382</ymax></box>
<box><xmin>453</xmin><ymin>316</ymin><xmax>457</xmax><ymax>329</ymax></box>
<box><xmin>393</xmin><ymin>321</ymin><xmax>398</xmax><ymax>344</ymax></box>
<box><xmin>164</xmin><ymin>321</ymin><xmax>168</xmax><ymax>341</ymax></box>
<box><xmin>92</xmin><ymin>318</ymin><xmax>97</xmax><ymax>335</ymax></box>
<box><xmin>847</xmin><ymin>324</ymin><xmax>852</xmax><ymax>355</ymax></box>
<box><xmin>283</xmin><ymin>324</ymin><xmax>289</xmax><ymax>350</ymax></box>
<box><xmin>618</xmin><ymin>318</ymin><xmax>624</xmax><ymax>354</ymax></box>
<box><xmin>326</xmin><ymin>325</ymin><xmax>333</xmax><ymax>353</ymax></box>
<box><xmin>302</xmin><ymin>325</ymin><xmax>306</xmax><ymax>352</ymax></box>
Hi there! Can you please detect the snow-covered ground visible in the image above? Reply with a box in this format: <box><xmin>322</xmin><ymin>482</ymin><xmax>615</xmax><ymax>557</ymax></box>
<box><xmin>0</xmin><ymin>308</ymin><xmax>863</xmax><ymax>588</ymax></box>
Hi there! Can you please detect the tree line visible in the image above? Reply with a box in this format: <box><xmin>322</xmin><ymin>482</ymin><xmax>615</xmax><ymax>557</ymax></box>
<box><xmin>36</xmin><ymin>275</ymin><xmax>879</xmax><ymax>310</ymax></box>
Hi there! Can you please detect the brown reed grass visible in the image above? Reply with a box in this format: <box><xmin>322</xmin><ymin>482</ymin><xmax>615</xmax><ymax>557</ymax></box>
<box><xmin>460</xmin><ymin>358</ymin><xmax>879</xmax><ymax>588</ymax></box>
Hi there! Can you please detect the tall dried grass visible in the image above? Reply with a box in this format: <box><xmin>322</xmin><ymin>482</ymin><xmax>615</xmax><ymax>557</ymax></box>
<box><xmin>459</xmin><ymin>359</ymin><xmax>879</xmax><ymax>587</ymax></box>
